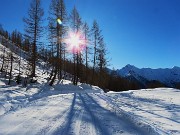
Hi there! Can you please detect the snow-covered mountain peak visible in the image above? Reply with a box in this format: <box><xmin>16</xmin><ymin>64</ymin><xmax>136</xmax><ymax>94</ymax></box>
<box><xmin>123</xmin><ymin>64</ymin><xmax>137</xmax><ymax>70</ymax></box>
<box><xmin>172</xmin><ymin>66</ymin><xmax>180</xmax><ymax>70</ymax></box>
<box><xmin>117</xmin><ymin>65</ymin><xmax>180</xmax><ymax>87</ymax></box>
<box><xmin>117</xmin><ymin>64</ymin><xmax>140</xmax><ymax>77</ymax></box>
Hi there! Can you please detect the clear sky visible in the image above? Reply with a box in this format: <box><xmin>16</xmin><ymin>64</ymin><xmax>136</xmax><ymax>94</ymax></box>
<box><xmin>0</xmin><ymin>0</ymin><xmax>180</xmax><ymax>69</ymax></box>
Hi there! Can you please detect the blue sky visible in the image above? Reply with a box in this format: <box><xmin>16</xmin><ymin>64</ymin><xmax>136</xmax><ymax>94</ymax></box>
<box><xmin>0</xmin><ymin>0</ymin><xmax>180</xmax><ymax>69</ymax></box>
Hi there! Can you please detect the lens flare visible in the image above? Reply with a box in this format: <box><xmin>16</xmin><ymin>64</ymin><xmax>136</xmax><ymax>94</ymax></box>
<box><xmin>63</xmin><ymin>31</ymin><xmax>87</xmax><ymax>54</ymax></box>
<box><xmin>57</xmin><ymin>18</ymin><xmax>62</xmax><ymax>25</ymax></box>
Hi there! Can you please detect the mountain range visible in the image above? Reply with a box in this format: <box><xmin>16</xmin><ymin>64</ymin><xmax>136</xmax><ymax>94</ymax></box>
<box><xmin>115</xmin><ymin>64</ymin><xmax>180</xmax><ymax>88</ymax></box>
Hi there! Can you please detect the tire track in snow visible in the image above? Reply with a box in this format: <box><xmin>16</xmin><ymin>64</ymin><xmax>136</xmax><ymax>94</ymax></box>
<box><xmin>4</xmin><ymin>95</ymin><xmax>72</xmax><ymax>135</ymax></box>
<box><xmin>45</xmin><ymin>94</ymin><xmax>77</xmax><ymax>135</ymax></box>
<box><xmin>34</xmin><ymin>94</ymin><xmax>76</xmax><ymax>135</ymax></box>
<box><xmin>79</xmin><ymin>94</ymin><xmax>109</xmax><ymax>135</ymax></box>
<box><xmin>64</xmin><ymin>95</ymin><xmax>85</xmax><ymax>135</ymax></box>
<box><xmin>66</xmin><ymin>94</ymin><xmax>97</xmax><ymax>135</ymax></box>
<box><xmin>51</xmin><ymin>93</ymin><xmax>99</xmax><ymax>135</ymax></box>
<box><xmin>84</xmin><ymin>93</ymin><xmax>148</xmax><ymax>135</ymax></box>
<box><xmin>116</xmin><ymin>94</ymin><xmax>180</xmax><ymax>124</ymax></box>
<box><xmin>71</xmin><ymin>109</ymin><xmax>84</xmax><ymax>135</ymax></box>
<box><xmin>27</xmin><ymin>104</ymin><xmax>71</xmax><ymax>135</ymax></box>
<box><xmin>95</xmin><ymin>93</ymin><xmax>170</xmax><ymax>135</ymax></box>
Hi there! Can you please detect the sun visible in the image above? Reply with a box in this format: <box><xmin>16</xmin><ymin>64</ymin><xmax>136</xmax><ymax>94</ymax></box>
<box><xmin>64</xmin><ymin>31</ymin><xmax>86</xmax><ymax>54</ymax></box>
<box><xmin>69</xmin><ymin>33</ymin><xmax>82</xmax><ymax>48</ymax></box>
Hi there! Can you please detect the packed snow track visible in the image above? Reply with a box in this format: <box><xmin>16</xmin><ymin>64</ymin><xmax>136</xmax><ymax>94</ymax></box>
<box><xmin>0</xmin><ymin>93</ymin><xmax>149</xmax><ymax>135</ymax></box>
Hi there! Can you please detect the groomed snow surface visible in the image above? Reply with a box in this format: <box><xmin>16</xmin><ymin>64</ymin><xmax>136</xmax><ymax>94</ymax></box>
<box><xmin>0</xmin><ymin>41</ymin><xmax>179</xmax><ymax>135</ymax></box>
<box><xmin>0</xmin><ymin>78</ymin><xmax>179</xmax><ymax>135</ymax></box>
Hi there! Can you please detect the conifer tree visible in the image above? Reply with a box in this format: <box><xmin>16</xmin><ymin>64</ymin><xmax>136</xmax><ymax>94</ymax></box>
<box><xmin>97</xmin><ymin>36</ymin><xmax>108</xmax><ymax>86</ymax></box>
<box><xmin>0</xmin><ymin>39</ymin><xmax>7</xmax><ymax>72</ymax></box>
<box><xmin>69</xmin><ymin>7</ymin><xmax>82</xmax><ymax>85</ymax></box>
<box><xmin>48</xmin><ymin>0</ymin><xmax>67</xmax><ymax>86</ymax></box>
<box><xmin>91</xmin><ymin>20</ymin><xmax>101</xmax><ymax>84</ymax></box>
<box><xmin>8</xmin><ymin>52</ymin><xmax>14</xmax><ymax>85</ymax></box>
<box><xmin>83</xmin><ymin>22</ymin><xmax>91</xmax><ymax>83</ymax></box>
<box><xmin>23</xmin><ymin>0</ymin><xmax>44</xmax><ymax>77</ymax></box>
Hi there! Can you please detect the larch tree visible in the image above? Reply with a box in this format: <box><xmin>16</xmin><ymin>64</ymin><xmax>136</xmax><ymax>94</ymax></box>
<box><xmin>97</xmin><ymin>36</ymin><xmax>108</xmax><ymax>87</ymax></box>
<box><xmin>48</xmin><ymin>0</ymin><xmax>67</xmax><ymax>86</ymax></box>
<box><xmin>7</xmin><ymin>51</ymin><xmax>14</xmax><ymax>85</ymax></box>
<box><xmin>69</xmin><ymin>7</ymin><xmax>82</xmax><ymax>85</ymax></box>
<box><xmin>0</xmin><ymin>38</ymin><xmax>7</xmax><ymax>72</ymax></box>
<box><xmin>23</xmin><ymin>0</ymin><xmax>44</xmax><ymax>78</ymax></box>
<box><xmin>11</xmin><ymin>30</ymin><xmax>23</xmax><ymax>84</ymax></box>
<box><xmin>91</xmin><ymin>20</ymin><xmax>101</xmax><ymax>84</ymax></box>
<box><xmin>82</xmin><ymin>22</ymin><xmax>91</xmax><ymax>83</ymax></box>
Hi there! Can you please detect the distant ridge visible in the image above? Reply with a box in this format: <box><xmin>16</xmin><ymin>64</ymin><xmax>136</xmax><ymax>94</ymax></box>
<box><xmin>116</xmin><ymin>64</ymin><xmax>180</xmax><ymax>87</ymax></box>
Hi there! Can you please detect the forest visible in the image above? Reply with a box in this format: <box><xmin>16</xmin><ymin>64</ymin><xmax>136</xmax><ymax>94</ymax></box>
<box><xmin>0</xmin><ymin>0</ymin><xmax>165</xmax><ymax>92</ymax></box>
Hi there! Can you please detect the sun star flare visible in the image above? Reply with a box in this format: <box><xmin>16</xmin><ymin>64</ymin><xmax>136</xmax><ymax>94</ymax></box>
<box><xmin>64</xmin><ymin>31</ymin><xmax>87</xmax><ymax>54</ymax></box>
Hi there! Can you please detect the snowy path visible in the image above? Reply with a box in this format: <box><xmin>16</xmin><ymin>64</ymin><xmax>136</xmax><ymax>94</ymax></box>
<box><xmin>106</xmin><ymin>89</ymin><xmax>180</xmax><ymax>135</ymax></box>
<box><xmin>0</xmin><ymin>93</ymin><xmax>149</xmax><ymax>135</ymax></box>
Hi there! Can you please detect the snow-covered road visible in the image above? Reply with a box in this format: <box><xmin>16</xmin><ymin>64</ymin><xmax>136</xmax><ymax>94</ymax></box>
<box><xmin>0</xmin><ymin>93</ymin><xmax>149</xmax><ymax>135</ymax></box>
<box><xmin>0</xmin><ymin>38</ymin><xmax>179</xmax><ymax>135</ymax></box>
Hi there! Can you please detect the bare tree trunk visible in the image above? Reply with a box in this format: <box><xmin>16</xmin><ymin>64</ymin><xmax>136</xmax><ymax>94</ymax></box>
<box><xmin>59</xmin><ymin>42</ymin><xmax>62</xmax><ymax>79</ymax></box>
<box><xmin>92</xmin><ymin>35</ymin><xmax>97</xmax><ymax>84</ymax></box>
<box><xmin>63</xmin><ymin>48</ymin><xmax>66</xmax><ymax>74</ymax></box>
<box><xmin>8</xmin><ymin>53</ymin><xmax>13</xmax><ymax>85</ymax></box>
<box><xmin>0</xmin><ymin>49</ymin><xmax>5</xmax><ymax>72</ymax></box>
<box><xmin>75</xmin><ymin>53</ymin><xmax>79</xmax><ymax>85</ymax></box>
<box><xmin>18</xmin><ymin>47</ymin><xmax>21</xmax><ymax>75</ymax></box>
<box><xmin>73</xmin><ymin>54</ymin><xmax>76</xmax><ymax>85</ymax></box>
<box><xmin>49</xmin><ymin>21</ymin><xmax>60</xmax><ymax>85</ymax></box>
<box><xmin>24</xmin><ymin>0</ymin><xmax>44</xmax><ymax>78</ymax></box>
<box><xmin>49</xmin><ymin>68</ymin><xmax>57</xmax><ymax>86</ymax></box>
<box><xmin>85</xmin><ymin>47</ymin><xmax>88</xmax><ymax>83</ymax></box>
<box><xmin>32</xmin><ymin>1</ymin><xmax>38</xmax><ymax>78</ymax></box>
<box><xmin>48</xmin><ymin>0</ymin><xmax>66</xmax><ymax>86</ymax></box>
<box><xmin>1</xmin><ymin>40</ymin><xmax>6</xmax><ymax>72</ymax></box>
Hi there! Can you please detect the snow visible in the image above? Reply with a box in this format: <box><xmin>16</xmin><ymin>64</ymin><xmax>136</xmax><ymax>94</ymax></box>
<box><xmin>0</xmin><ymin>78</ymin><xmax>179</xmax><ymax>135</ymax></box>
<box><xmin>107</xmin><ymin>88</ymin><xmax>180</xmax><ymax>134</ymax></box>
<box><xmin>0</xmin><ymin>87</ymin><xmax>145</xmax><ymax>135</ymax></box>
<box><xmin>117</xmin><ymin>64</ymin><xmax>180</xmax><ymax>86</ymax></box>
<box><xmin>0</xmin><ymin>37</ymin><xmax>180</xmax><ymax>134</ymax></box>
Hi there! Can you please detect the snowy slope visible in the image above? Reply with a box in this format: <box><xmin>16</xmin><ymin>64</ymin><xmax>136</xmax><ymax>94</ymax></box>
<box><xmin>0</xmin><ymin>36</ymin><xmax>179</xmax><ymax>135</ymax></box>
<box><xmin>0</xmin><ymin>91</ymin><xmax>146</xmax><ymax>135</ymax></box>
<box><xmin>107</xmin><ymin>88</ymin><xmax>180</xmax><ymax>135</ymax></box>
<box><xmin>0</xmin><ymin>80</ymin><xmax>179</xmax><ymax>135</ymax></box>
<box><xmin>117</xmin><ymin>64</ymin><xmax>180</xmax><ymax>86</ymax></box>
